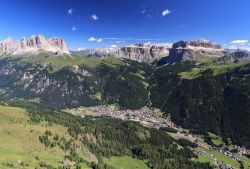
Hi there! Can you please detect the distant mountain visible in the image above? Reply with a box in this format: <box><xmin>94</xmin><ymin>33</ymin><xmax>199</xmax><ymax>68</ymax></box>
<box><xmin>117</xmin><ymin>43</ymin><xmax>171</xmax><ymax>63</ymax></box>
<box><xmin>72</xmin><ymin>43</ymin><xmax>172</xmax><ymax>63</ymax></box>
<box><xmin>158</xmin><ymin>39</ymin><xmax>225</xmax><ymax>65</ymax></box>
<box><xmin>0</xmin><ymin>34</ymin><xmax>70</xmax><ymax>56</ymax></box>
<box><xmin>71</xmin><ymin>47</ymin><xmax>118</xmax><ymax>58</ymax></box>
<box><xmin>2</xmin><ymin>35</ymin><xmax>250</xmax><ymax>65</ymax></box>
<box><xmin>216</xmin><ymin>50</ymin><xmax>250</xmax><ymax>63</ymax></box>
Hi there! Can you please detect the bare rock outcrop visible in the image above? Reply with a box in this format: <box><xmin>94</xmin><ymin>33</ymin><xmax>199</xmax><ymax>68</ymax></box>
<box><xmin>47</xmin><ymin>37</ymin><xmax>70</xmax><ymax>54</ymax></box>
<box><xmin>0</xmin><ymin>38</ymin><xmax>20</xmax><ymax>53</ymax></box>
<box><xmin>0</xmin><ymin>34</ymin><xmax>70</xmax><ymax>56</ymax></box>
<box><xmin>161</xmin><ymin>39</ymin><xmax>225</xmax><ymax>64</ymax></box>
<box><xmin>216</xmin><ymin>51</ymin><xmax>250</xmax><ymax>63</ymax></box>
<box><xmin>72</xmin><ymin>43</ymin><xmax>171</xmax><ymax>63</ymax></box>
<box><xmin>190</xmin><ymin>39</ymin><xmax>221</xmax><ymax>49</ymax></box>
<box><xmin>117</xmin><ymin>43</ymin><xmax>171</xmax><ymax>63</ymax></box>
<box><xmin>20</xmin><ymin>37</ymin><xmax>27</xmax><ymax>48</ymax></box>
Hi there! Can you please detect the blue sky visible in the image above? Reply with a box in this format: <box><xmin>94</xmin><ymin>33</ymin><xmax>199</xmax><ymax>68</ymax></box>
<box><xmin>0</xmin><ymin>0</ymin><xmax>250</xmax><ymax>50</ymax></box>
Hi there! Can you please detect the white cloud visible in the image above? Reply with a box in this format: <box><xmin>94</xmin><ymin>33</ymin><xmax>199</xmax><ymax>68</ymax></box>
<box><xmin>91</xmin><ymin>14</ymin><xmax>98</xmax><ymax>21</ymax></box>
<box><xmin>227</xmin><ymin>45</ymin><xmax>250</xmax><ymax>51</ymax></box>
<box><xmin>97</xmin><ymin>38</ymin><xmax>103</xmax><ymax>43</ymax></box>
<box><xmin>68</xmin><ymin>8</ymin><xmax>74</xmax><ymax>16</ymax></box>
<box><xmin>230</xmin><ymin>40</ymin><xmax>248</xmax><ymax>45</ymax></box>
<box><xmin>72</xmin><ymin>27</ymin><xmax>77</xmax><ymax>31</ymax></box>
<box><xmin>88</xmin><ymin>37</ymin><xmax>103</xmax><ymax>42</ymax></box>
<box><xmin>77</xmin><ymin>47</ymin><xmax>85</xmax><ymax>51</ymax></box>
<box><xmin>110</xmin><ymin>45</ymin><xmax>118</xmax><ymax>48</ymax></box>
<box><xmin>88</xmin><ymin>37</ymin><xmax>96</xmax><ymax>42</ymax></box>
<box><xmin>226</xmin><ymin>39</ymin><xmax>250</xmax><ymax>51</ymax></box>
<box><xmin>162</xmin><ymin>9</ymin><xmax>170</xmax><ymax>16</ymax></box>
<box><xmin>133</xmin><ymin>38</ymin><xmax>165</xmax><ymax>41</ymax></box>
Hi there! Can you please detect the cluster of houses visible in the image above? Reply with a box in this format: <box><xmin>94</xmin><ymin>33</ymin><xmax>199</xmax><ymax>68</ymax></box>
<box><xmin>73</xmin><ymin>105</ymin><xmax>249</xmax><ymax>169</ymax></box>
<box><xmin>195</xmin><ymin>150</ymin><xmax>235</xmax><ymax>169</ymax></box>
<box><xmin>83</xmin><ymin>106</ymin><xmax>177</xmax><ymax>129</ymax></box>
<box><xmin>174</xmin><ymin>130</ymin><xmax>249</xmax><ymax>169</ymax></box>
<box><xmin>208</xmin><ymin>145</ymin><xmax>249</xmax><ymax>161</ymax></box>
<box><xmin>214</xmin><ymin>158</ymin><xmax>234</xmax><ymax>169</ymax></box>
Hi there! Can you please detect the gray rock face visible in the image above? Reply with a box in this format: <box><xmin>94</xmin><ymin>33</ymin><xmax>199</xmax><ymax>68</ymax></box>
<box><xmin>0</xmin><ymin>34</ymin><xmax>70</xmax><ymax>56</ymax></box>
<box><xmin>47</xmin><ymin>37</ymin><xmax>69</xmax><ymax>54</ymax></box>
<box><xmin>0</xmin><ymin>38</ymin><xmax>20</xmax><ymax>53</ymax></box>
<box><xmin>162</xmin><ymin>39</ymin><xmax>224</xmax><ymax>64</ymax></box>
<box><xmin>71</xmin><ymin>48</ymin><xmax>117</xmax><ymax>58</ymax></box>
<box><xmin>28</xmin><ymin>35</ymin><xmax>47</xmax><ymax>48</ymax></box>
<box><xmin>165</xmin><ymin>49</ymin><xmax>196</xmax><ymax>63</ymax></box>
<box><xmin>216</xmin><ymin>51</ymin><xmax>250</xmax><ymax>63</ymax></box>
<box><xmin>117</xmin><ymin>43</ymin><xmax>171</xmax><ymax>63</ymax></box>
<box><xmin>190</xmin><ymin>39</ymin><xmax>221</xmax><ymax>49</ymax></box>
<box><xmin>20</xmin><ymin>37</ymin><xmax>27</xmax><ymax>48</ymax></box>
<box><xmin>72</xmin><ymin>43</ymin><xmax>171</xmax><ymax>63</ymax></box>
<box><xmin>172</xmin><ymin>41</ymin><xmax>190</xmax><ymax>48</ymax></box>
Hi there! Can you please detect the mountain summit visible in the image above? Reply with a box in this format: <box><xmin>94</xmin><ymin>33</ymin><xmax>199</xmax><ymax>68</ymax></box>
<box><xmin>158</xmin><ymin>39</ymin><xmax>225</xmax><ymax>64</ymax></box>
<box><xmin>0</xmin><ymin>34</ymin><xmax>70</xmax><ymax>56</ymax></box>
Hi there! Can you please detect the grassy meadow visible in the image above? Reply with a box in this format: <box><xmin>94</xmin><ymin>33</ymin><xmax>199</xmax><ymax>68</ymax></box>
<box><xmin>0</xmin><ymin>105</ymin><xmax>93</xmax><ymax>169</ymax></box>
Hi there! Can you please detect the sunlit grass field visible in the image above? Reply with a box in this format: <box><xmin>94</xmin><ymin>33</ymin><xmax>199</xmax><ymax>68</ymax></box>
<box><xmin>0</xmin><ymin>105</ymin><xmax>92</xmax><ymax>169</ymax></box>
<box><xmin>103</xmin><ymin>156</ymin><xmax>150</xmax><ymax>169</ymax></box>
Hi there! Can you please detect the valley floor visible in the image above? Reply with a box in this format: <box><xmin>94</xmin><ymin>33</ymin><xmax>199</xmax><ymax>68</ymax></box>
<box><xmin>1</xmin><ymin>102</ymin><xmax>250</xmax><ymax>169</ymax></box>
<box><xmin>65</xmin><ymin>105</ymin><xmax>250</xmax><ymax>169</ymax></box>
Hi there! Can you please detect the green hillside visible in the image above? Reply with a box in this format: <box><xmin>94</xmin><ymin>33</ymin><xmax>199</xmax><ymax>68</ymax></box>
<box><xmin>0</xmin><ymin>55</ymin><xmax>151</xmax><ymax>109</ymax></box>
<box><xmin>0</xmin><ymin>53</ymin><xmax>250</xmax><ymax>150</ymax></box>
<box><xmin>0</xmin><ymin>104</ymin><xmax>94</xmax><ymax>169</ymax></box>
<box><xmin>151</xmin><ymin>61</ymin><xmax>250</xmax><ymax>148</ymax></box>
<box><xmin>103</xmin><ymin>156</ymin><xmax>150</xmax><ymax>169</ymax></box>
<box><xmin>0</xmin><ymin>100</ymin><xmax>212</xmax><ymax>169</ymax></box>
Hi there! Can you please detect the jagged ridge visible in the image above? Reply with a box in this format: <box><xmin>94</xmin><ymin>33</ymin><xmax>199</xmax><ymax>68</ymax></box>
<box><xmin>0</xmin><ymin>34</ymin><xmax>70</xmax><ymax>56</ymax></box>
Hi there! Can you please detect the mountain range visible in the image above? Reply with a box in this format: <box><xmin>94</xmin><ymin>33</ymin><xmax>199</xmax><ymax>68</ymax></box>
<box><xmin>1</xmin><ymin>35</ymin><xmax>250</xmax><ymax>64</ymax></box>
<box><xmin>0</xmin><ymin>35</ymin><xmax>69</xmax><ymax>56</ymax></box>
<box><xmin>73</xmin><ymin>39</ymin><xmax>249</xmax><ymax>63</ymax></box>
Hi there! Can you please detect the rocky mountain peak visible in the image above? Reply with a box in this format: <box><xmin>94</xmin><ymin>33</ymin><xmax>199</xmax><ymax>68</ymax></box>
<box><xmin>28</xmin><ymin>34</ymin><xmax>47</xmax><ymax>48</ymax></box>
<box><xmin>47</xmin><ymin>37</ymin><xmax>69</xmax><ymax>54</ymax></box>
<box><xmin>0</xmin><ymin>34</ymin><xmax>70</xmax><ymax>56</ymax></box>
<box><xmin>172</xmin><ymin>39</ymin><xmax>222</xmax><ymax>49</ymax></box>
<box><xmin>0</xmin><ymin>38</ymin><xmax>20</xmax><ymax>53</ymax></box>
<box><xmin>216</xmin><ymin>50</ymin><xmax>250</xmax><ymax>63</ymax></box>
<box><xmin>159</xmin><ymin>39</ymin><xmax>225</xmax><ymax>65</ymax></box>
<box><xmin>20</xmin><ymin>37</ymin><xmax>27</xmax><ymax>48</ymax></box>
<box><xmin>172</xmin><ymin>40</ymin><xmax>190</xmax><ymax>48</ymax></box>
<box><xmin>190</xmin><ymin>39</ymin><xmax>221</xmax><ymax>49</ymax></box>
<box><xmin>118</xmin><ymin>43</ymin><xmax>171</xmax><ymax>63</ymax></box>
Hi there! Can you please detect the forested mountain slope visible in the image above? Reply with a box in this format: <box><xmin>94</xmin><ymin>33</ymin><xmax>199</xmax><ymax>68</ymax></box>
<box><xmin>0</xmin><ymin>53</ymin><xmax>250</xmax><ymax>149</ymax></box>
<box><xmin>0</xmin><ymin>100</ymin><xmax>212</xmax><ymax>169</ymax></box>
<box><xmin>0</xmin><ymin>55</ymin><xmax>151</xmax><ymax>109</ymax></box>
<box><xmin>150</xmin><ymin>62</ymin><xmax>250</xmax><ymax>147</ymax></box>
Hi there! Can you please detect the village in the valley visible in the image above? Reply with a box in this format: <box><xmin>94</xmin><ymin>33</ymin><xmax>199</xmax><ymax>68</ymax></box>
<box><xmin>66</xmin><ymin>106</ymin><xmax>250</xmax><ymax>169</ymax></box>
